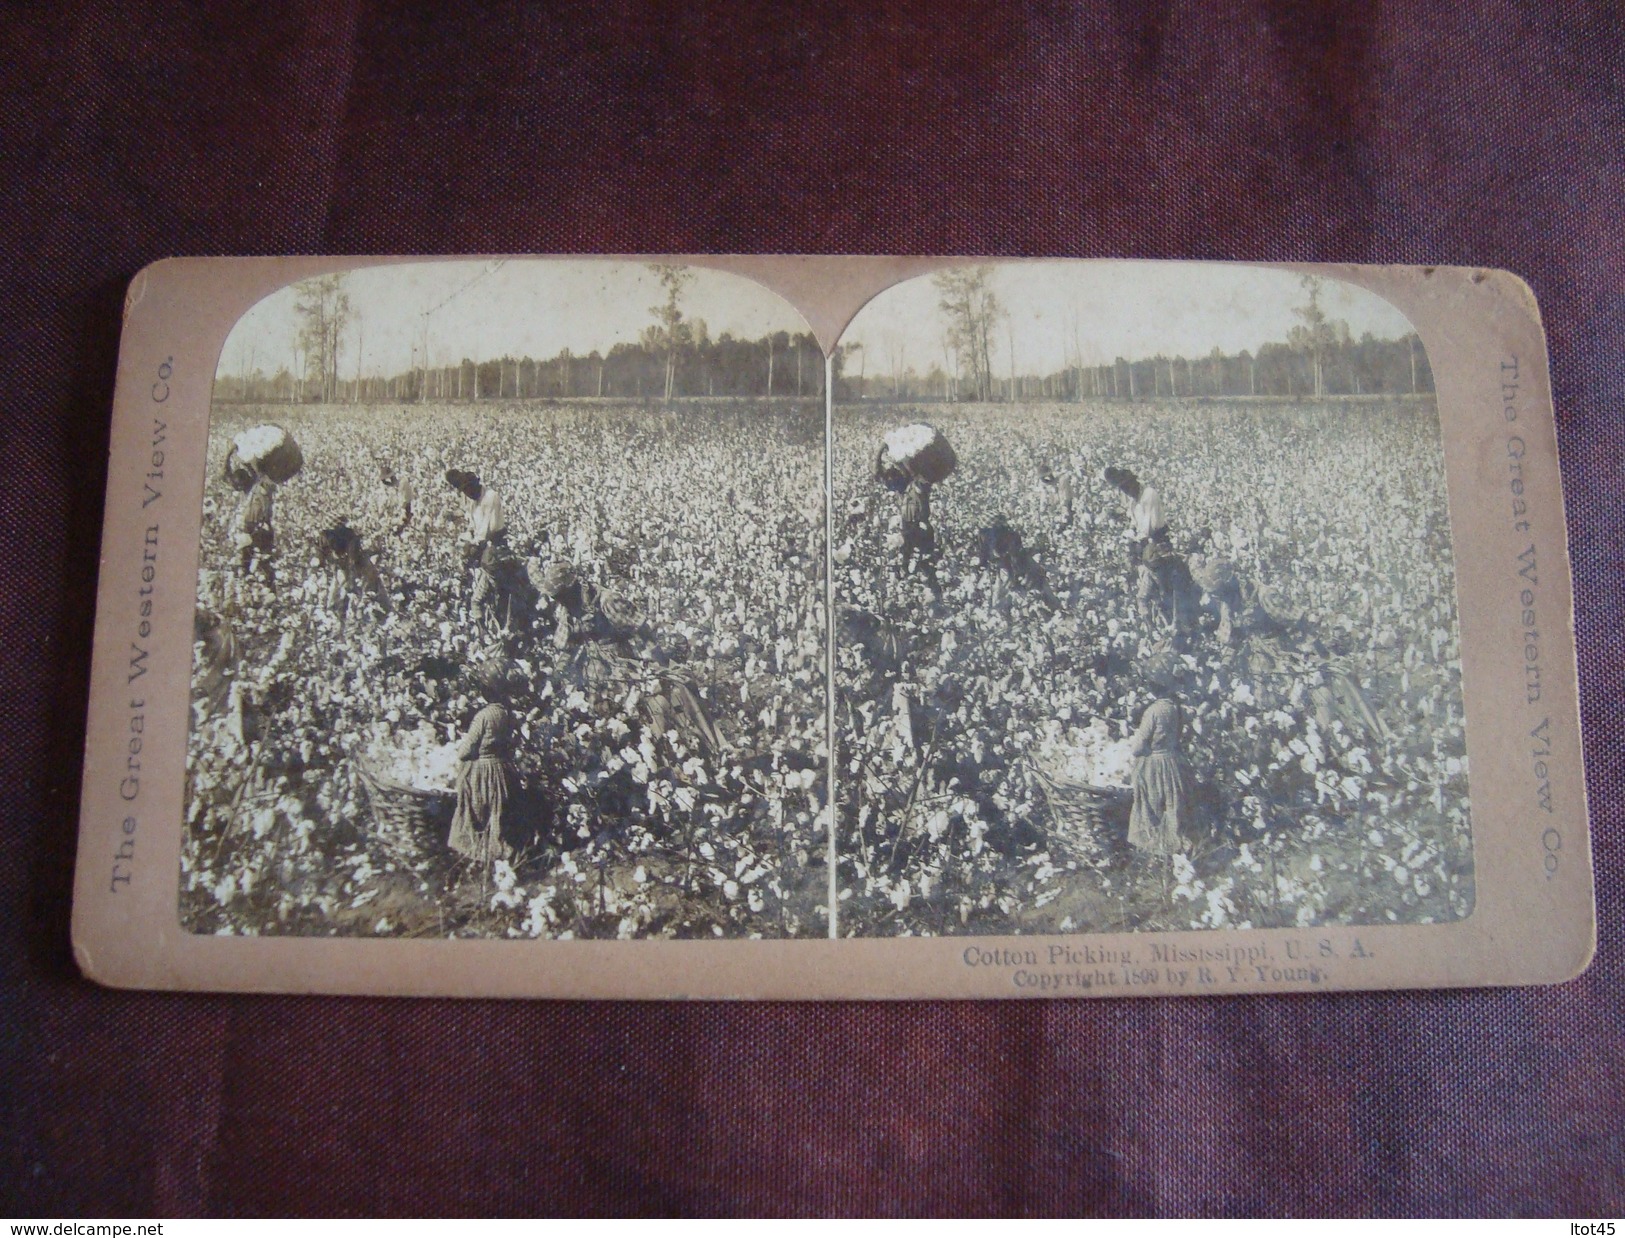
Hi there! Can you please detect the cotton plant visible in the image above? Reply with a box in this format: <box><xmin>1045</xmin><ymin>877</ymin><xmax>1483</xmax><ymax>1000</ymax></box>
<box><xmin>183</xmin><ymin>400</ymin><xmax>828</xmax><ymax>941</ymax></box>
<box><xmin>832</xmin><ymin>399</ymin><xmax>1471</xmax><ymax>938</ymax></box>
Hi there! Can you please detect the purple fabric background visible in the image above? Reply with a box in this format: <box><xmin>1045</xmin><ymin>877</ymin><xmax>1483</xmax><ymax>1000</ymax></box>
<box><xmin>3</xmin><ymin>0</ymin><xmax>1621</xmax><ymax>1216</ymax></box>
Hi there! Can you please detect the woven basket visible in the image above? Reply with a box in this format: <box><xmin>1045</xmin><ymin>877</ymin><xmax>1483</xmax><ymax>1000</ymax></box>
<box><xmin>1030</xmin><ymin>757</ymin><xmax>1132</xmax><ymax>854</ymax></box>
<box><xmin>357</xmin><ymin>761</ymin><xmax>455</xmax><ymax>843</ymax></box>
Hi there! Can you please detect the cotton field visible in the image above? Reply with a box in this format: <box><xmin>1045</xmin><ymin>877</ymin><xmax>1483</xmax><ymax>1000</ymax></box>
<box><xmin>182</xmin><ymin>400</ymin><xmax>828</xmax><ymax>939</ymax></box>
<box><xmin>832</xmin><ymin>397</ymin><xmax>1472</xmax><ymax>937</ymax></box>
<box><xmin>181</xmin><ymin>393</ymin><xmax>1471</xmax><ymax>943</ymax></box>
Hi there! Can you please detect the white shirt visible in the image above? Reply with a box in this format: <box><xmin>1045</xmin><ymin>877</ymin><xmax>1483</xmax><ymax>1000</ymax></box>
<box><xmin>1131</xmin><ymin>485</ymin><xmax>1165</xmax><ymax>540</ymax></box>
<box><xmin>469</xmin><ymin>488</ymin><xmax>505</xmax><ymax>542</ymax></box>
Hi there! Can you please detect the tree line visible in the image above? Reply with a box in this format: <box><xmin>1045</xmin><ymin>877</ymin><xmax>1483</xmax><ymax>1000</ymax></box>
<box><xmin>215</xmin><ymin>268</ymin><xmax>826</xmax><ymax>406</ymax></box>
<box><xmin>215</xmin><ymin>267</ymin><xmax>1432</xmax><ymax>408</ymax></box>
<box><xmin>835</xmin><ymin>269</ymin><xmax>1433</xmax><ymax>402</ymax></box>
<box><xmin>216</xmin><ymin>332</ymin><xmax>828</xmax><ymax>405</ymax></box>
<box><xmin>836</xmin><ymin>332</ymin><xmax>1433</xmax><ymax>403</ymax></box>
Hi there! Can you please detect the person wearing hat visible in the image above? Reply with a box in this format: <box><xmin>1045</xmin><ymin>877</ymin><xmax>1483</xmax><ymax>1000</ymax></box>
<box><xmin>1126</xmin><ymin>653</ymin><xmax>1197</xmax><ymax>856</ymax></box>
<box><xmin>446</xmin><ymin>469</ymin><xmax>507</xmax><ymax>551</ymax></box>
<box><xmin>448</xmin><ymin>663</ymin><xmax>520</xmax><ymax>868</ymax></box>
<box><xmin>1107</xmin><ymin>465</ymin><xmax>1188</xmax><ymax>638</ymax></box>
<box><xmin>318</xmin><ymin>520</ymin><xmax>392</xmax><ymax>619</ymax></box>
<box><xmin>447</xmin><ymin>469</ymin><xmax>509</xmax><ymax>628</ymax></box>
<box><xmin>1104</xmin><ymin>466</ymin><xmax>1169</xmax><ymax>564</ymax></box>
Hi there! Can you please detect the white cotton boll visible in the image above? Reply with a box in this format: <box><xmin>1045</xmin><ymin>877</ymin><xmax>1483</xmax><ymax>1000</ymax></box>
<box><xmin>883</xmin><ymin>424</ymin><xmax>937</xmax><ymax>460</ymax></box>
<box><xmin>232</xmin><ymin>424</ymin><xmax>288</xmax><ymax>461</ymax></box>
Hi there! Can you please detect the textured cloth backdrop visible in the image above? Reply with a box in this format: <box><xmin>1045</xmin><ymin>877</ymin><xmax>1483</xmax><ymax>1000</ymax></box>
<box><xmin>2</xmin><ymin>0</ymin><xmax>1621</xmax><ymax>1216</ymax></box>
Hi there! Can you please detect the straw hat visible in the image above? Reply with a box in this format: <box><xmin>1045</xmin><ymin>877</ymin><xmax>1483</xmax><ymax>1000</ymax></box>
<box><xmin>445</xmin><ymin>469</ymin><xmax>481</xmax><ymax>498</ymax></box>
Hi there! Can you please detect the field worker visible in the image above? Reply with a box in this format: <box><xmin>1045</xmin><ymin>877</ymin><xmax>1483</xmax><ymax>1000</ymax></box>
<box><xmin>448</xmin><ymin>662</ymin><xmax>520</xmax><ymax>871</ymax></box>
<box><xmin>446</xmin><ymin>468</ymin><xmax>506</xmax><ymax>552</ymax></box>
<box><xmin>380</xmin><ymin>464</ymin><xmax>414</xmax><ymax>535</ymax></box>
<box><xmin>1104</xmin><ymin>465</ymin><xmax>1172</xmax><ymax>610</ymax></box>
<box><xmin>317</xmin><ymin>520</ymin><xmax>392</xmax><ymax>618</ymax></box>
<box><xmin>875</xmin><ymin>447</ymin><xmax>940</xmax><ymax>598</ymax></box>
<box><xmin>234</xmin><ymin>470</ymin><xmax>277</xmax><ymax>587</ymax></box>
<box><xmin>1040</xmin><ymin>462</ymin><xmax>1075</xmax><ymax>529</ymax></box>
<box><xmin>1127</xmin><ymin>653</ymin><xmax>1197</xmax><ymax>856</ymax></box>
<box><xmin>1104</xmin><ymin>465</ymin><xmax>1168</xmax><ymax>559</ymax></box>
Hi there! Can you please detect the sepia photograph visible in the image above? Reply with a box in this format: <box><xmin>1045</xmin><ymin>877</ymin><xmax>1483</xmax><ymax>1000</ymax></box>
<box><xmin>73</xmin><ymin>255</ymin><xmax>1589</xmax><ymax>996</ymax></box>
<box><xmin>183</xmin><ymin>259</ymin><xmax>829</xmax><ymax>940</ymax></box>
<box><xmin>832</xmin><ymin>261</ymin><xmax>1471</xmax><ymax>938</ymax></box>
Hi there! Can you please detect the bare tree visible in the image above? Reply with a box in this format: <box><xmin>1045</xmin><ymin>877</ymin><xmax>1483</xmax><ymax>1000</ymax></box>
<box><xmin>648</xmin><ymin>264</ymin><xmax>695</xmax><ymax>402</ymax></box>
<box><xmin>830</xmin><ymin>341</ymin><xmax>864</xmax><ymax>400</ymax></box>
<box><xmin>1289</xmin><ymin>275</ymin><xmax>1336</xmax><ymax>398</ymax></box>
<box><xmin>933</xmin><ymin>266</ymin><xmax>1001</xmax><ymax>402</ymax></box>
<box><xmin>292</xmin><ymin>274</ymin><xmax>353</xmax><ymax>404</ymax></box>
<box><xmin>884</xmin><ymin>333</ymin><xmax>908</xmax><ymax>399</ymax></box>
<box><xmin>1005</xmin><ymin>314</ymin><xmax>1017</xmax><ymax>402</ymax></box>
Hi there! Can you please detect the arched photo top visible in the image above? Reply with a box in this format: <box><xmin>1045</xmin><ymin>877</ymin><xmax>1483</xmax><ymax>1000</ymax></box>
<box><xmin>186</xmin><ymin>256</ymin><xmax>831</xmax><ymax>943</ymax></box>
<box><xmin>832</xmin><ymin>261</ymin><xmax>1430</xmax><ymax>403</ymax></box>
<box><xmin>214</xmin><ymin>258</ymin><xmax>819</xmax><ymax>403</ymax></box>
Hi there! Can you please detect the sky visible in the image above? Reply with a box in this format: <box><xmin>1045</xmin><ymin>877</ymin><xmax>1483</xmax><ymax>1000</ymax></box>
<box><xmin>217</xmin><ymin>259</ymin><xmax>1418</xmax><ymax>381</ymax></box>
<box><xmin>839</xmin><ymin>261</ymin><xmax>1419</xmax><ymax>378</ymax></box>
<box><xmin>216</xmin><ymin>259</ymin><xmax>814</xmax><ymax>379</ymax></box>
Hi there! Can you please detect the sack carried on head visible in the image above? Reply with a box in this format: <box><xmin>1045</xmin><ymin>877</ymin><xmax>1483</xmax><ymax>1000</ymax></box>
<box><xmin>228</xmin><ymin>424</ymin><xmax>303</xmax><ymax>484</ymax></box>
<box><xmin>880</xmin><ymin>424</ymin><xmax>957</xmax><ymax>484</ymax></box>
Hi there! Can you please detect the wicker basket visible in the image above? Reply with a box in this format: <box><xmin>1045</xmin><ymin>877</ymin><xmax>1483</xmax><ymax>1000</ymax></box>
<box><xmin>1030</xmin><ymin>757</ymin><xmax>1133</xmax><ymax>855</ymax></box>
<box><xmin>357</xmin><ymin>761</ymin><xmax>455</xmax><ymax>845</ymax></box>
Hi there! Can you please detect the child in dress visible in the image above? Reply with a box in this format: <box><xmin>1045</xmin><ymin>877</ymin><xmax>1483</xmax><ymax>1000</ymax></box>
<box><xmin>1127</xmin><ymin>654</ymin><xmax>1197</xmax><ymax>856</ymax></box>
<box><xmin>449</xmin><ymin>663</ymin><xmax>519</xmax><ymax>868</ymax></box>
